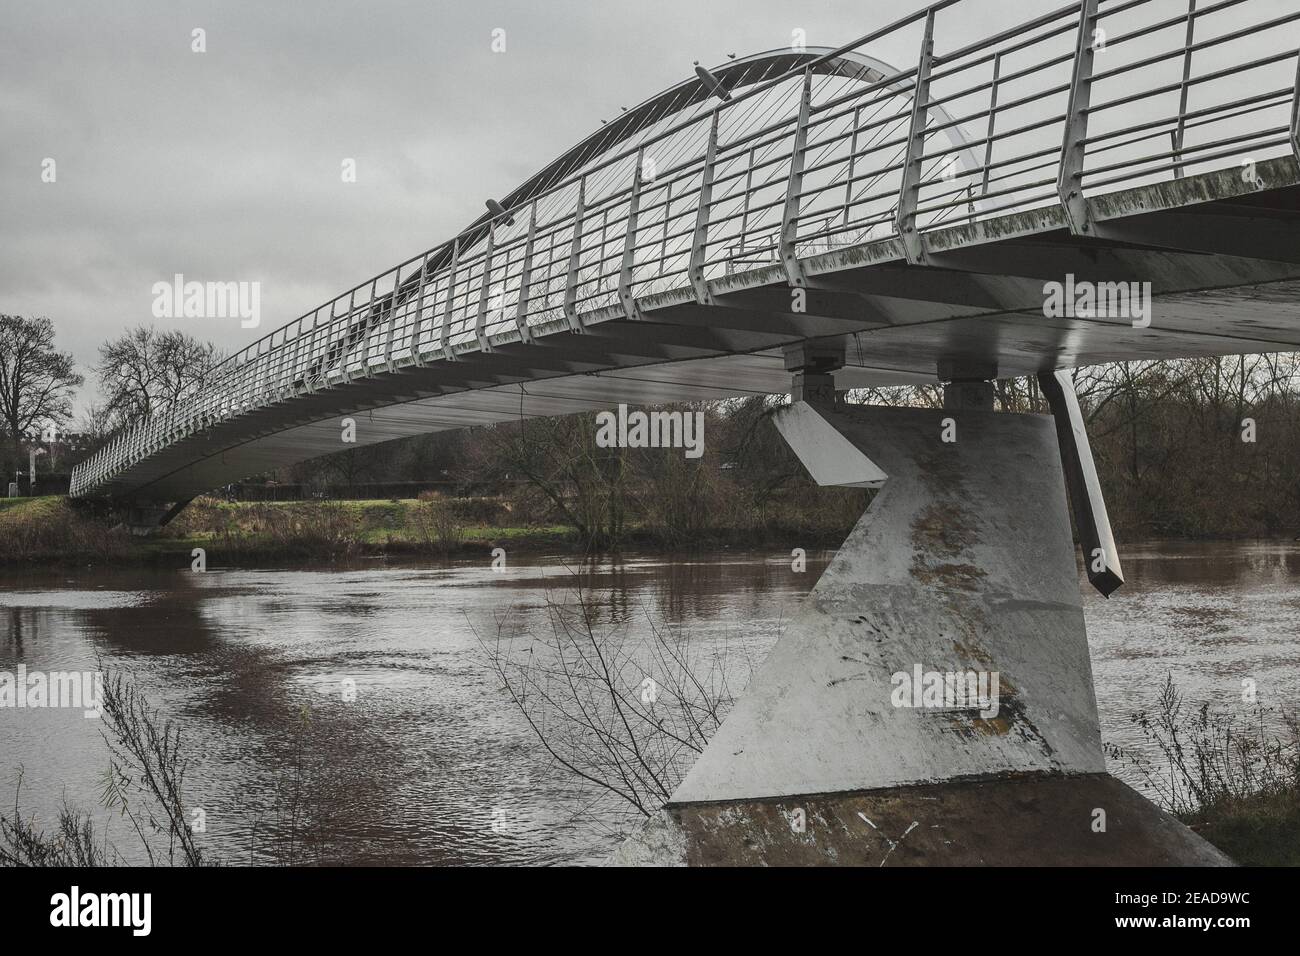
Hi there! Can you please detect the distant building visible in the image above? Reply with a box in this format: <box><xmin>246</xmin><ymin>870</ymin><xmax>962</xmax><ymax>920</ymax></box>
<box><xmin>17</xmin><ymin>428</ymin><xmax>102</xmax><ymax>475</ymax></box>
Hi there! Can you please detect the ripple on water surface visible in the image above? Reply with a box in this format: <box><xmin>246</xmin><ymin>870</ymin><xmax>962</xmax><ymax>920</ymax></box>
<box><xmin>2</xmin><ymin>543</ymin><xmax>1296</xmax><ymax>864</ymax></box>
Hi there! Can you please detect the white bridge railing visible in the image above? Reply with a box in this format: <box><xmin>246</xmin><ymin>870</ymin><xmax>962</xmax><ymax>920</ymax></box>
<box><xmin>72</xmin><ymin>0</ymin><xmax>1300</xmax><ymax>497</ymax></box>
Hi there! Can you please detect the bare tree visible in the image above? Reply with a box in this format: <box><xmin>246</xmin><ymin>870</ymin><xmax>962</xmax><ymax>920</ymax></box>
<box><xmin>96</xmin><ymin>325</ymin><xmax>221</xmax><ymax>428</ymax></box>
<box><xmin>76</xmin><ymin>402</ymin><xmax>113</xmax><ymax>446</ymax></box>
<box><xmin>0</xmin><ymin>314</ymin><xmax>82</xmax><ymax>475</ymax></box>
<box><xmin>464</xmin><ymin>413</ymin><xmax>631</xmax><ymax>549</ymax></box>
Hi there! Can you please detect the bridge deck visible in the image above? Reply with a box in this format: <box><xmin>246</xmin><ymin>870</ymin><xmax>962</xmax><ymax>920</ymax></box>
<box><xmin>85</xmin><ymin>164</ymin><xmax>1300</xmax><ymax>501</ymax></box>
<box><xmin>71</xmin><ymin>0</ymin><xmax>1300</xmax><ymax>502</ymax></box>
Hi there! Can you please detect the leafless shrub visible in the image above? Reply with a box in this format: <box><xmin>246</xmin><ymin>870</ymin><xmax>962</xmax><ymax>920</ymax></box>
<box><xmin>176</xmin><ymin>500</ymin><xmax>362</xmax><ymax>560</ymax></box>
<box><xmin>409</xmin><ymin>496</ymin><xmax>465</xmax><ymax>556</ymax></box>
<box><xmin>1106</xmin><ymin>674</ymin><xmax>1300</xmax><ymax>817</ymax></box>
<box><xmin>96</xmin><ymin>672</ymin><xmax>207</xmax><ymax>866</ymax></box>
<box><xmin>0</xmin><ymin>671</ymin><xmax>205</xmax><ymax>866</ymax></box>
<box><xmin>0</xmin><ymin>771</ymin><xmax>118</xmax><ymax>866</ymax></box>
<box><xmin>257</xmin><ymin>502</ymin><xmax>360</xmax><ymax>558</ymax></box>
<box><xmin>461</xmin><ymin>414</ymin><xmax>630</xmax><ymax>548</ymax></box>
<box><xmin>416</xmin><ymin>490</ymin><xmax>505</xmax><ymax>524</ymax></box>
<box><xmin>477</xmin><ymin>578</ymin><xmax>755</xmax><ymax>819</ymax></box>
<box><xmin>2</xmin><ymin>671</ymin><xmax>334</xmax><ymax>867</ymax></box>
<box><xmin>636</xmin><ymin>455</ymin><xmax>727</xmax><ymax>549</ymax></box>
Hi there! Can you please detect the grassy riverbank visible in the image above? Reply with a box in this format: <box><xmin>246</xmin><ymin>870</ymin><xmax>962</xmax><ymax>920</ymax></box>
<box><xmin>1181</xmin><ymin>791</ymin><xmax>1300</xmax><ymax>865</ymax></box>
<box><xmin>0</xmin><ymin>495</ymin><xmax>132</xmax><ymax>564</ymax></box>
<box><xmin>0</xmin><ymin>494</ymin><xmax>860</xmax><ymax>567</ymax></box>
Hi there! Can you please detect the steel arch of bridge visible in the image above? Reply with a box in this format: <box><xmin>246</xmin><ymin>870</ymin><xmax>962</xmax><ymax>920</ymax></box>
<box><xmin>73</xmin><ymin>0</ymin><xmax>1300</xmax><ymax>498</ymax></box>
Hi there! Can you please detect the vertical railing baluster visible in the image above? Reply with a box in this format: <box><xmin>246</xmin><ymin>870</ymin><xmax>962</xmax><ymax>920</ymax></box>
<box><xmin>301</xmin><ymin>311</ymin><xmax>319</xmax><ymax>394</ymax></box>
<box><xmin>739</xmin><ymin>144</ymin><xmax>756</xmax><ymax>253</ymax></box>
<box><xmin>1058</xmin><ymin>0</ymin><xmax>1100</xmax><ymax>235</ymax></box>
<box><xmin>339</xmin><ymin>290</ymin><xmax>356</xmax><ymax>384</ymax></box>
<box><xmin>689</xmin><ymin>111</ymin><xmax>720</xmax><ymax>305</ymax></box>
<box><xmin>599</xmin><ymin>208</ymin><xmax>610</xmax><ymax>292</ymax></box>
<box><xmin>265</xmin><ymin>338</ymin><xmax>275</xmax><ymax>401</ymax></box>
<box><xmin>895</xmin><ymin>9</ymin><xmax>936</xmax><ymax>265</ymax></box>
<box><xmin>411</xmin><ymin>251</ymin><xmax>430</xmax><ymax>366</ymax></box>
<box><xmin>271</xmin><ymin>328</ymin><xmax>283</xmax><ymax>399</ymax></box>
<box><xmin>563</xmin><ymin>177</ymin><xmax>587</xmax><ymax>332</ymax></box>
<box><xmin>516</xmin><ymin>203</ymin><xmax>537</xmax><ymax>343</ymax></box>
<box><xmin>268</xmin><ymin>330</ymin><xmax>281</xmax><ymax>400</ymax></box>
<box><xmin>659</xmin><ymin>178</ymin><xmax>673</xmax><ymax>276</ymax></box>
<box><xmin>843</xmin><ymin>104</ymin><xmax>862</xmax><ymax>228</ymax></box>
<box><xmin>1290</xmin><ymin>51</ymin><xmax>1300</xmax><ymax>158</ymax></box>
<box><xmin>365</xmin><ymin>277</ymin><xmax>379</xmax><ymax>370</ymax></box>
<box><xmin>1173</xmin><ymin>0</ymin><xmax>1198</xmax><ymax>179</ymax></box>
<box><xmin>981</xmin><ymin>52</ymin><xmax>1002</xmax><ymax>198</ymax></box>
<box><xmin>383</xmin><ymin>265</ymin><xmax>401</xmax><ymax>373</ymax></box>
<box><xmin>317</xmin><ymin>303</ymin><xmax>335</xmax><ymax>391</ymax></box>
<box><xmin>618</xmin><ymin>150</ymin><xmax>645</xmax><ymax>320</ymax></box>
<box><xmin>442</xmin><ymin>237</ymin><xmax>460</xmax><ymax>362</ymax></box>
<box><xmin>475</xmin><ymin>226</ymin><xmax>497</xmax><ymax>352</ymax></box>
<box><xmin>289</xmin><ymin>318</ymin><xmax>305</xmax><ymax>394</ymax></box>
<box><xmin>780</xmin><ymin>68</ymin><xmax>814</xmax><ymax>286</ymax></box>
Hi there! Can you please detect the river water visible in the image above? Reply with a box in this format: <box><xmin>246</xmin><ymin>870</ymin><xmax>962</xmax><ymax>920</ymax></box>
<box><xmin>2</xmin><ymin>541</ymin><xmax>1297</xmax><ymax>865</ymax></box>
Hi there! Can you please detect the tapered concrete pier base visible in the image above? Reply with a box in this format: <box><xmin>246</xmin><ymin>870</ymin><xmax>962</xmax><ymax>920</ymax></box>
<box><xmin>610</xmin><ymin>402</ymin><xmax>1230</xmax><ymax>866</ymax></box>
<box><xmin>611</xmin><ymin>773</ymin><xmax>1230</xmax><ymax>866</ymax></box>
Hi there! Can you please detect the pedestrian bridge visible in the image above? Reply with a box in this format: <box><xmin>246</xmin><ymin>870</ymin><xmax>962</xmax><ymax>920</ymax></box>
<box><xmin>72</xmin><ymin>0</ymin><xmax>1300</xmax><ymax>504</ymax></box>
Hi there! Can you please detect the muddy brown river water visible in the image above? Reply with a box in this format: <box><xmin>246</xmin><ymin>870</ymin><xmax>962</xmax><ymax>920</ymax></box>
<box><xmin>2</xmin><ymin>541</ymin><xmax>1297</xmax><ymax>865</ymax></box>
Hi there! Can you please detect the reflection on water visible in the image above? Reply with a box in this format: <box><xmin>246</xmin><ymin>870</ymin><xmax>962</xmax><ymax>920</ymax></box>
<box><xmin>1</xmin><ymin>542</ymin><xmax>1296</xmax><ymax>865</ymax></box>
<box><xmin>1085</xmin><ymin>541</ymin><xmax>1300</xmax><ymax>766</ymax></box>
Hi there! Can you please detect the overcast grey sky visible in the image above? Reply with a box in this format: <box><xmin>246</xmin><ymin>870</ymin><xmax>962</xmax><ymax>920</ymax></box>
<box><xmin>3</xmin><ymin>0</ymin><xmax>959</xmax><ymax>415</ymax></box>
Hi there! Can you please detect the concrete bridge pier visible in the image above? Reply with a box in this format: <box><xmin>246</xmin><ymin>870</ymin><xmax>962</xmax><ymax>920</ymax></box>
<box><xmin>611</xmin><ymin>389</ymin><xmax>1229</xmax><ymax>866</ymax></box>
